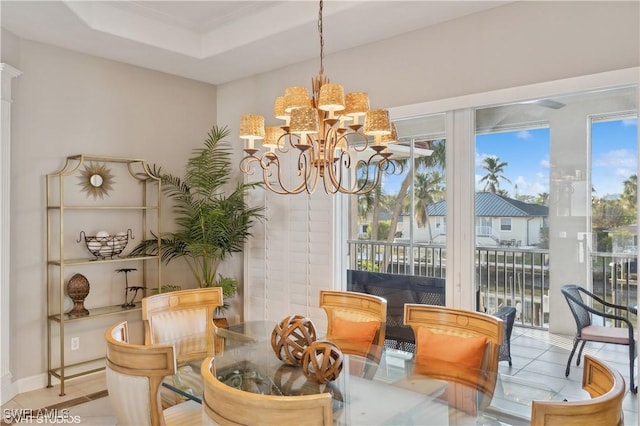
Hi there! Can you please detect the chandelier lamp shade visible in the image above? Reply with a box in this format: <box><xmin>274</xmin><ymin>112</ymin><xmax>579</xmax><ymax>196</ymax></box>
<box><xmin>239</xmin><ymin>0</ymin><xmax>399</xmax><ymax>195</ymax></box>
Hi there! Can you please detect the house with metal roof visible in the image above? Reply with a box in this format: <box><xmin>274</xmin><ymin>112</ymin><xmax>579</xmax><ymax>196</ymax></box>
<box><xmin>398</xmin><ymin>192</ymin><xmax>549</xmax><ymax>247</ymax></box>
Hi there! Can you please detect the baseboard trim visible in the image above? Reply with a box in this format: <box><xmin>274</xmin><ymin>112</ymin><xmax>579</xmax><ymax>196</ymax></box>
<box><xmin>13</xmin><ymin>372</ymin><xmax>50</xmax><ymax>396</ymax></box>
<box><xmin>1</xmin><ymin>372</ymin><xmax>17</xmax><ymax>405</ymax></box>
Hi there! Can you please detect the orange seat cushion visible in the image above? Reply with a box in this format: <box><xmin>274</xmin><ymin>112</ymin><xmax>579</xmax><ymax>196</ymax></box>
<box><xmin>331</xmin><ymin>317</ymin><xmax>379</xmax><ymax>343</ymax></box>
<box><xmin>415</xmin><ymin>327</ymin><xmax>487</xmax><ymax>370</ymax></box>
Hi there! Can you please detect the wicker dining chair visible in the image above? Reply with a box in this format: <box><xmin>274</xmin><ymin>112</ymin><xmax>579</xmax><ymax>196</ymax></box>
<box><xmin>142</xmin><ymin>287</ymin><xmax>224</xmax><ymax>362</ymax></box>
<box><xmin>201</xmin><ymin>356</ymin><xmax>332</xmax><ymax>426</ymax></box>
<box><xmin>404</xmin><ymin>304</ymin><xmax>504</xmax><ymax>399</ymax></box>
<box><xmin>561</xmin><ymin>284</ymin><xmax>636</xmax><ymax>393</ymax></box>
<box><xmin>105</xmin><ymin>321</ymin><xmax>201</xmax><ymax>426</ymax></box>
<box><xmin>531</xmin><ymin>354</ymin><xmax>625</xmax><ymax>425</ymax></box>
<box><xmin>319</xmin><ymin>290</ymin><xmax>387</xmax><ymax>361</ymax></box>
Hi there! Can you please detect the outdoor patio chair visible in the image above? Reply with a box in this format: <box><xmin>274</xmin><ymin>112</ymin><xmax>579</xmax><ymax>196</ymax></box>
<box><xmin>492</xmin><ymin>305</ymin><xmax>516</xmax><ymax>366</ymax></box>
<box><xmin>561</xmin><ymin>284</ymin><xmax>637</xmax><ymax>393</ymax></box>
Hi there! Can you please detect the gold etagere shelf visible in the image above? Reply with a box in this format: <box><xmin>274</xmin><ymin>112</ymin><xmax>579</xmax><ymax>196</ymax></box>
<box><xmin>46</xmin><ymin>154</ymin><xmax>162</xmax><ymax>396</ymax></box>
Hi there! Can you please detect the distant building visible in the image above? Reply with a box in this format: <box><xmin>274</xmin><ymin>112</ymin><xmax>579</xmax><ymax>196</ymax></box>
<box><xmin>608</xmin><ymin>223</ymin><xmax>638</xmax><ymax>253</ymax></box>
<box><xmin>397</xmin><ymin>192</ymin><xmax>548</xmax><ymax>247</ymax></box>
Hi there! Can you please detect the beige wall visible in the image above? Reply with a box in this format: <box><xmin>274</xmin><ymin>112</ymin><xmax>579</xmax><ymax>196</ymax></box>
<box><xmin>4</xmin><ymin>36</ymin><xmax>217</xmax><ymax>385</ymax></box>
<box><xmin>1</xmin><ymin>29</ymin><xmax>20</xmax><ymax>65</ymax></box>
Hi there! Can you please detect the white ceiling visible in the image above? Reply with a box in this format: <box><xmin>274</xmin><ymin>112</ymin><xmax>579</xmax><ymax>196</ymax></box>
<box><xmin>1</xmin><ymin>1</ymin><xmax>510</xmax><ymax>85</ymax></box>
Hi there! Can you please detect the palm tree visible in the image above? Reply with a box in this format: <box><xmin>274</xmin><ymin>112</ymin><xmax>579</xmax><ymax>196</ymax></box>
<box><xmin>479</xmin><ymin>156</ymin><xmax>511</xmax><ymax>193</ymax></box>
<box><xmin>356</xmin><ymin>176</ymin><xmax>385</xmax><ymax>240</ymax></box>
<box><xmin>535</xmin><ymin>192</ymin><xmax>549</xmax><ymax>205</ymax></box>
<box><xmin>369</xmin><ymin>185</ymin><xmax>384</xmax><ymax>241</ymax></box>
<box><xmin>386</xmin><ymin>140</ymin><xmax>446</xmax><ymax>242</ymax></box>
<box><xmin>414</xmin><ymin>171</ymin><xmax>445</xmax><ymax>241</ymax></box>
<box><xmin>621</xmin><ymin>174</ymin><xmax>637</xmax><ymax>210</ymax></box>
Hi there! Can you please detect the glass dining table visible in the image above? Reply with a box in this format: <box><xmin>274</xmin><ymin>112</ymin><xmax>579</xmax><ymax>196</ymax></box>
<box><xmin>163</xmin><ymin>321</ymin><xmax>553</xmax><ymax>425</ymax></box>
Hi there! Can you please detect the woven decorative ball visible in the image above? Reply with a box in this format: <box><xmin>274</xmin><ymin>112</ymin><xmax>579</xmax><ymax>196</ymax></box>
<box><xmin>301</xmin><ymin>340</ymin><xmax>344</xmax><ymax>384</ymax></box>
<box><xmin>271</xmin><ymin>315</ymin><xmax>317</xmax><ymax>365</ymax></box>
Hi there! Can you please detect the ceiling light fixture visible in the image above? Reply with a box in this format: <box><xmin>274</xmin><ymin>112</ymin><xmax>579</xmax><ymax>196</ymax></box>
<box><xmin>238</xmin><ymin>0</ymin><xmax>398</xmax><ymax>195</ymax></box>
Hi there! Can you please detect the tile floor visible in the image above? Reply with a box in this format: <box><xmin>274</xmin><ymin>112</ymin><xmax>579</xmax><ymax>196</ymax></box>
<box><xmin>1</xmin><ymin>373</ymin><xmax>114</xmax><ymax>425</ymax></box>
<box><xmin>1</xmin><ymin>327</ymin><xmax>638</xmax><ymax>425</ymax></box>
<box><xmin>501</xmin><ymin>327</ymin><xmax>638</xmax><ymax>425</ymax></box>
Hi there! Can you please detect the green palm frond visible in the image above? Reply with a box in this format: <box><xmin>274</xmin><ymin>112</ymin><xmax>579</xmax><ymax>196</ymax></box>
<box><xmin>130</xmin><ymin>125</ymin><xmax>264</xmax><ymax>311</ymax></box>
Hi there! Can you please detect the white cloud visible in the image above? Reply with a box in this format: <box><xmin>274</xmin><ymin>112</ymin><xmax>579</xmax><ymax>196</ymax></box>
<box><xmin>511</xmin><ymin>175</ymin><xmax>549</xmax><ymax>196</ymax></box>
<box><xmin>528</xmin><ymin>181</ymin><xmax>548</xmax><ymax>195</ymax></box>
<box><xmin>593</xmin><ymin>149</ymin><xmax>636</xmax><ymax>170</ymax></box>
<box><xmin>622</xmin><ymin>118</ymin><xmax>638</xmax><ymax>127</ymax></box>
<box><xmin>514</xmin><ymin>176</ymin><xmax>527</xmax><ymax>187</ymax></box>
<box><xmin>516</xmin><ymin>130</ymin><xmax>533</xmax><ymax>140</ymax></box>
<box><xmin>475</xmin><ymin>152</ymin><xmax>495</xmax><ymax>168</ymax></box>
<box><xmin>474</xmin><ymin>174</ymin><xmax>483</xmax><ymax>188</ymax></box>
<box><xmin>539</xmin><ymin>157</ymin><xmax>550</xmax><ymax>169</ymax></box>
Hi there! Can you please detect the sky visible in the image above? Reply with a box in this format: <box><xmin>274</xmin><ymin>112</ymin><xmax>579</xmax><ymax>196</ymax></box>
<box><xmin>381</xmin><ymin>117</ymin><xmax>638</xmax><ymax>199</ymax></box>
<box><xmin>475</xmin><ymin>127</ymin><xmax>550</xmax><ymax>198</ymax></box>
<box><xmin>590</xmin><ymin>118</ymin><xmax>638</xmax><ymax>198</ymax></box>
<box><xmin>475</xmin><ymin>118</ymin><xmax>637</xmax><ymax>198</ymax></box>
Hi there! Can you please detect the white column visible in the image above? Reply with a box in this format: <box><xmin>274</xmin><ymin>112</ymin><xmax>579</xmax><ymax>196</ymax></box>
<box><xmin>446</xmin><ymin>109</ymin><xmax>476</xmax><ymax>309</ymax></box>
<box><xmin>1</xmin><ymin>63</ymin><xmax>22</xmax><ymax>404</ymax></box>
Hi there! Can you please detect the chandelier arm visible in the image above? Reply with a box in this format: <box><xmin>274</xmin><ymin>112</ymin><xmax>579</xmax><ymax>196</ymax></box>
<box><xmin>348</xmin><ymin>130</ymin><xmax>372</xmax><ymax>153</ymax></box>
<box><xmin>329</xmin><ymin>153</ymin><xmax>349</xmax><ymax>193</ymax></box>
<box><xmin>260</xmin><ymin>153</ymin><xmax>309</xmax><ymax>195</ymax></box>
<box><xmin>282</xmin><ymin>131</ymin><xmax>299</xmax><ymax>152</ymax></box>
<box><xmin>355</xmin><ymin>156</ymin><xmax>386</xmax><ymax>194</ymax></box>
<box><xmin>274</xmin><ymin>132</ymin><xmax>291</xmax><ymax>154</ymax></box>
<box><xmin>326</xmin><ymin>125</ymin><xmax>353</xmax><ymax>194</ymax></box>
<box><xmin>300</xmin><ymin>139</ymin><xmax>321</xmax><ymax>194</ymax></box>
<box><xmin>325</xmin><ymin>147</ymin><xmax>348</xmax><ymax>193</ymax></box>
<box><xmin>326</xmin><ymin>129</ymin><xmax>379</xmax><ymax>194</ymax></box>
<box><xmin>325</xmin><ymin>150</ymin><xmax>382</xmax><ymax>195</ymax></box>
<box><xmin>239</xmin><ymin>153</ymin><xmax>260</xmax><ymax>176</ymax></box>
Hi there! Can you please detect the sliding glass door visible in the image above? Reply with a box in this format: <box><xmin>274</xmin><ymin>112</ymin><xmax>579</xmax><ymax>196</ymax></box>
<box><xmin>474</xmin><ymin>86</ymin><xmax>637</xmax><ymax>332</ymax></box>
<box><xmin>338</xmin><ymin>71</ymin><xmax>637</xmax><ymax>336</ymax></box>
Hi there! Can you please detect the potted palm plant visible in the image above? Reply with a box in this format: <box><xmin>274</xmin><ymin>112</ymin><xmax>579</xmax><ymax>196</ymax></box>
<box><xmin>130</xmin><ymin>125</ymin><xmax>263</xmax><ymax>314</ymax></box>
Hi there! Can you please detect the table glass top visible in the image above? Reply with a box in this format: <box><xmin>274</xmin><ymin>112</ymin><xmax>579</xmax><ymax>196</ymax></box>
<box><xmin>163</xmin><ymin>321</ymin><xmax>557</xmax><ymax>425</ymax></box>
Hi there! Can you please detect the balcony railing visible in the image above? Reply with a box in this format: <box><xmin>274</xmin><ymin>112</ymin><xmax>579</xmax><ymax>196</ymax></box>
<box><xmin>347</xmin><ymin>239</ymin><xmax>637</xmax><ymax>329</ymax></box>
<box><xmin>476</xmin><ymin>246</ymin><xmax>549</xmax><ymax>328</ymax></box>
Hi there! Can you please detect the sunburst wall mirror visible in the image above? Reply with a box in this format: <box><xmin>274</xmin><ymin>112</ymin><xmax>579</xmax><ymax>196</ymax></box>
<box><xmin>78</xmin><ymin>162</ymin><xmax>115</xmax><ymax>199</ymax></box>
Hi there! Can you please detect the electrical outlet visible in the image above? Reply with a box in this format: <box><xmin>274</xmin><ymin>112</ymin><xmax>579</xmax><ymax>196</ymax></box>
<box><xmin>71</xmin><ymin>337</ymin><xmax>80</xmax><ymax>351</ymax></box>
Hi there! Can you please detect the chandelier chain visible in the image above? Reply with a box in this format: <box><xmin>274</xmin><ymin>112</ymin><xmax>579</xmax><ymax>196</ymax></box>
<box><xmin>318</xmin><ymin>0</ymin><xmax>324</xmax><ymax>76</ymax></box>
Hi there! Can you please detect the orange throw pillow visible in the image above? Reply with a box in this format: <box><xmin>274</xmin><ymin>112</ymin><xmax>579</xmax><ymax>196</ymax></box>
<box><xmin>331</xmin><ymin>317</ymin><xmax>379</xmax><ymax>343</ymax></box>
<box><xmin>415</xmin><ymin>327</ymin><xmax>487</xmax><ymax>370</ymax></box>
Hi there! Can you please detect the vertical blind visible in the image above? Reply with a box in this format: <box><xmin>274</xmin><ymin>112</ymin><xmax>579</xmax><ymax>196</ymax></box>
<box><xmin>245</xmin><ymin>183</ymin><xmax>333</xmax><ymax>330</ymax></box>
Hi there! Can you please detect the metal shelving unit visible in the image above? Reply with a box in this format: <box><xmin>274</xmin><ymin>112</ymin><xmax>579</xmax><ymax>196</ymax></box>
<box><xmin>46</xmin><ymin>155</ymin><xmax>162</xmax><ymax>395</ymax></box>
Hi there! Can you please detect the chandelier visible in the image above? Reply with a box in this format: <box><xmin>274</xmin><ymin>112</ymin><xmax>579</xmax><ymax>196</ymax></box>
<box><xmin>238</xmin><ymin>0</ymin><xmax>398</xmax><ymax>195</ymax></box>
